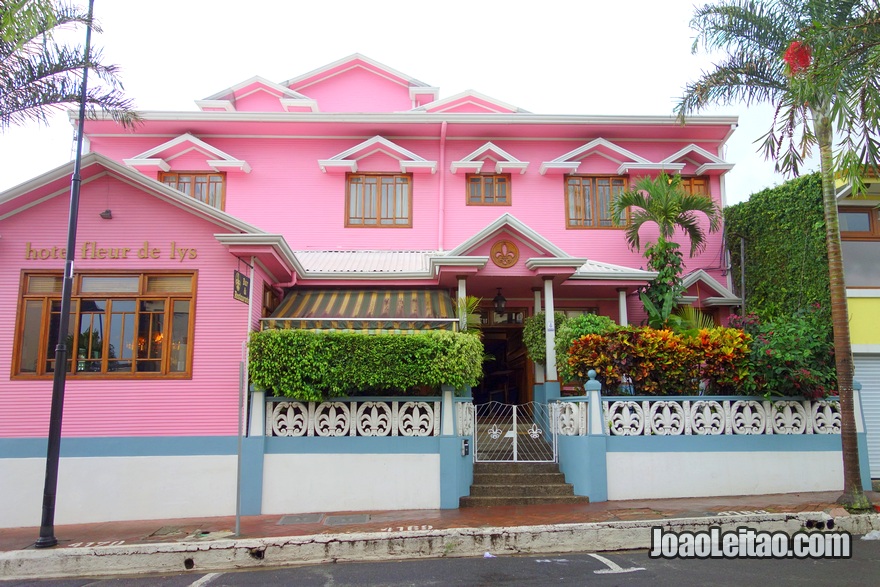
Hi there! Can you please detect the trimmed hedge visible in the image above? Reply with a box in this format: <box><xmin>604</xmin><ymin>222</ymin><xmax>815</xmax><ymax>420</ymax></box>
<box><xmin>248</xmin><ymin>329</ymin><xmax>484</xmax><ymax>401</ymax></box>
<box><xmin>724</xmin><ymin>173</ymin><xmax>830</xmax><ymax>320</ymax></box>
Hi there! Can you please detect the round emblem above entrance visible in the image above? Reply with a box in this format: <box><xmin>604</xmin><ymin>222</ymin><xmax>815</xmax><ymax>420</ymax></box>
<box><xmin>490</xmin><ymin>240</ymin><xmax>520</xmax><ymax>268</ymax></box>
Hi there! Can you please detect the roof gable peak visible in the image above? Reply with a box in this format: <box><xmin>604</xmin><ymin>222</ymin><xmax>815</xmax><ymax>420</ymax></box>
<box><xmin>123</xmin><ymin>133</ymin><xmax>251</xmax><ymax>174</ymax></box>
<box><xmin>318</xmin><ymin>135</ymin><xmax>437</xmax><ymax>174</ymax></box>
<box><xmin>413</xmin><ymin>90</ymin><xmax>526</xmax><ymax>114</ymax></box>
<box><xmin>450</xmin><ymin>142</ymin><xmax>529</xmax><ymax>174</ymax></box>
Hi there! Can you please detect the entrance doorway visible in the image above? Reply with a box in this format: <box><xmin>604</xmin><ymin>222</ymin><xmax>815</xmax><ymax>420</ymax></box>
<box><xmin>474</xmin><ymin>327</ymin><xmax>530</xmax><ymax>405</ymax></box>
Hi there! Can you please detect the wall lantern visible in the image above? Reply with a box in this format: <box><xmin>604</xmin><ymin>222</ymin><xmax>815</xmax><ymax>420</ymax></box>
<box><xmin>493</xmin><ymin>288</ymin><xmax>506</xmax><ymax>313</ymax></box>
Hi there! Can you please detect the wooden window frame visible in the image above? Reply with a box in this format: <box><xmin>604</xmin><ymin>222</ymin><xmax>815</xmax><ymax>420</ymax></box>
<box><xmin>466</xmin><ymin>173</ymin><xmax>512</xmax><ymax>206</ymax></box>
<box><xmin>345</xmin><ymin>173</ymin><xmax>413</xmax><ymax>228</ymax></box>
<box><xmin>564</xmin><ymin>175</ymin><xmax>628</xmax><ymax>229</ymax></box>
<box><xmin>680</xmin><ymin>176</ymin><xmax>709</xmax><ymax>196</ymax></box>
<box><xmin>840</xmin><ymin>206</ymin><xmax>880</xmax><ymax>240</ymax></box>
<box><xmin>12</xmin><ymin>270</ymin><xmax>197</xmax><ymax>380</ymax></box>
<box><xmin>159</xmin><ymin>171</ymin><xmax>227</xmax><ymax>210</ymax></box>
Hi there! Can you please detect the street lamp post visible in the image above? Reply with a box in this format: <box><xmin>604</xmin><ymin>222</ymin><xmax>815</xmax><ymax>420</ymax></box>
<box><xmin>35</xmin><ymin>0</ymin><xmax>95</xmax><ymax>549</ymax></box>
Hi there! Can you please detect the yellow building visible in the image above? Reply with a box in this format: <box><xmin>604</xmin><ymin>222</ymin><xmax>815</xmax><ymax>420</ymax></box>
<box><xmin>838</xmin><ymin>178</ymin><xmax>880</xmax><ymax>479</ymax></box>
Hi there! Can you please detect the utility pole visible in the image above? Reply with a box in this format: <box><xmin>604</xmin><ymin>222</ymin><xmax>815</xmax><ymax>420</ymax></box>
<box><xmin>35</xmin><ymin>0</ymin><xmax>95</xmax><ymax>549</ymax></box>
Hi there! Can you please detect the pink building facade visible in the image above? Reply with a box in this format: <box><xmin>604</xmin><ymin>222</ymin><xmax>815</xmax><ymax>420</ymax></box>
<box><xmin>0</xmin><ymin>55</ymin><xmax>750</xmax><ymax>527</ymax></box>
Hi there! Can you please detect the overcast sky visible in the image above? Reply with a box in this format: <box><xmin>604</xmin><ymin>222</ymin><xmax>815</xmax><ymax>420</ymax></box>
<box><xmin>0</xmin><ymin>0</ymin><xmax>819</xmax><ymax>204</ymax></box>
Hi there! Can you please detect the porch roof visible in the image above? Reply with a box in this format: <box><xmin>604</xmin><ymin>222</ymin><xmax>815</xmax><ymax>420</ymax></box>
<box><xmin>263</xmin><ymin>289</ymin><xmax>458</xmax><ymax>332</ymax></box>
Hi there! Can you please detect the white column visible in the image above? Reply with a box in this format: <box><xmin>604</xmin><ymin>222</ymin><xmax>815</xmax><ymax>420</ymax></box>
<box><xmin>441</xmin><ymin>385</ymin><xmax>455</xmax><ymax>435</ymax></box>
<box><xmin>543</xmin><ymin>278</ymin><xmax>557</xmax><ymax>381</ymax></box>
<box><xmin>457</xmin><ymin>276</ymin><xmax>467</xmax><ymax>331</ymax></box>
<box><xmin>617</xmin><ymin>288</ymin><xmax>628</xmax><ymax>326</ymax></box>
<box><xmin>533</xmin><ymin>287</ymin><xmax>544</xmax><ymax>383</ymax></box>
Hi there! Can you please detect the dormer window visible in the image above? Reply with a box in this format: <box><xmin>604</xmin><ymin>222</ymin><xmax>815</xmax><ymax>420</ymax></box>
<box><xmin>160</xmin><ymin>172</ymin><xmax>226</xmax><ymax>210</ymax></box>
<box><xmin>467</xmin><ymin>174</ymin><xmax>510</xmax><ymax>205</ymax></box>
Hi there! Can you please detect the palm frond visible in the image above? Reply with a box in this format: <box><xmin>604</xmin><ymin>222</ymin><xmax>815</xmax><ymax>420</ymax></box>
<box><xmin>0</xmin><ymin>1</ymin><xmax>138</xmax><ymax>131</ymax></box>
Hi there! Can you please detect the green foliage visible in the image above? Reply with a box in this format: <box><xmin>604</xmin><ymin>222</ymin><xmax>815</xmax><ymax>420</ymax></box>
<box><xmin>724</xmin><ymin>173</ymin><xmax>830</xmax><ymax>320</ymax></box>
<box><xmin>0</xmin><ymin>1</ymin><xmax>138</xmax><ymax>130</ymax></box>
<box><xmin>555</xmin><ymin>313</ymin><xmax>620</xmax><ymax>382</ymax></box>
<box><xmin>674</xmin><ymin>305</ymin><xmax>718</xmax><ymax>334</ymax></box>
<box><xmin>729</xmin><ymin>306</ymin><xmax>835</xmax><ymax>399</ymax></box>
<box><xmin>248</xmin><ymin>329</ymin><xmax>484</xmax><ymax>401</ymax></box>
<box><xmin>456</xmin><ymin>295</ymin><xmax>483</xmax><ymax>335</ymax></box>
<box><xmin>522</xmin><ymin>311</ymin><xmax>567</xmax><ymax>365</ymax></box>
<box><xmin>641</xmin><ymin>238</ymin><xmax>685</xmax><ymax>327</ymax></box>
<box><xmin>610</xmin><ymin>172</ymin><xmax>721</xmax><ymax>256</ymax></box>
<box><xmin>567</xmin><ymin>326</ymin><xmax>752</xmax><ymax>396</ymax></box>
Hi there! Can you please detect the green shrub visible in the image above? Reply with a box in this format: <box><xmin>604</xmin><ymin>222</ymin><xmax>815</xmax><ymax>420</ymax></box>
<box><xmin>555</xmin><ymin>313</ymin><xmax>620</xmax><ymax>381</ymax></box>
<box><xmin>567</xmin><ymin>326</ymin><xmax>752</xmax><ymax>396</ymax></box>
<box><xmin>522</xmin><ymin>311</ymin><xmax>567</xmax><ymax>365</ymax></box>
<box><xmin>248</xmin><ymin>329</ymin><xmax>484</xmax><ymax>401</ymax></box>
<box><xmin>724</xmin><ymin>173</ymin><xmax>829</xmax><ymax>320</ymax></box>
<box><xmin>729</xmin><ymin>306</ymin><xmax>835</xmax><ymax>399</ymax></box>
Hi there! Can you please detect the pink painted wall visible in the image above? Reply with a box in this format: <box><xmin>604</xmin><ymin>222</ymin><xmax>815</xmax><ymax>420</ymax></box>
<box><xmin>0</xmin><ymin>176</ymin><xmax>250</xmax><ymax>438</ymax></box>
<box><xmin>296</xmin><ymin>66</ymin><xmax>413</xmax><ymax>113</ymax></box>
<box><xmin>87</xmin><ymin>132</ymin><xmax>730</xmax><ymax>289</ymax></box>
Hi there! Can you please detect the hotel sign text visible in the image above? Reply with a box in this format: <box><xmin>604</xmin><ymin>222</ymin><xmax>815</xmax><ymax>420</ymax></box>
<box><xmin>25</xmin><ymin>241</ymin><xmax>199</xmax><ymax>262</ymax></box>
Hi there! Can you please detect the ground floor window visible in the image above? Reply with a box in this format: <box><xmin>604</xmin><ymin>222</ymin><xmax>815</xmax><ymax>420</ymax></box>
<box><xmin>14</xmin><ymin>272</ymin><xmax>196</xmax><ymax>378</ymax></box>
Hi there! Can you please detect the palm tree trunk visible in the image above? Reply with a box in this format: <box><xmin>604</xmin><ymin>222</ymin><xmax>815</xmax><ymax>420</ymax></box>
<box><xmin>813</xmin><ymin>106</ymin><xmax>871</xmax><ymax>511</ymax></box>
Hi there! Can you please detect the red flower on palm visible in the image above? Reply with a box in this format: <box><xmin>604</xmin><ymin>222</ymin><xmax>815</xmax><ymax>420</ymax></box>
<box><xmin>784</xmin><ymin>41</ymin><xmax>811</xmax><ymax>75</ymax></box>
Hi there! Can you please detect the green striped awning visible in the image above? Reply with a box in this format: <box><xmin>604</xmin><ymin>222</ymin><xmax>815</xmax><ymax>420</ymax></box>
<box><xmin>262</xmin><ymin>289</ymin><xmax>458</xmax><ymax>333</ymax></box>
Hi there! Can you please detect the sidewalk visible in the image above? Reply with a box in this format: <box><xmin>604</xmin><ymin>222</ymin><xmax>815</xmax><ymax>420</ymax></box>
<box><xmin>3</xmin><ymin>491</ymin><xmax>880</xmax><ymax>580</ymax></box>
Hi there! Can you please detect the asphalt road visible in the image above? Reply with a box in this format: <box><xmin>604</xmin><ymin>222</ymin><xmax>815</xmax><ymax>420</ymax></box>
<box><xmin>9</xmin><ymin>540</ymin><xmax>880</xmax><ymax>586</ymax></box>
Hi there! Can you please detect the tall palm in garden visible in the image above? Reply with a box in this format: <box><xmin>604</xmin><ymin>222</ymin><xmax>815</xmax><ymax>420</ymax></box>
<box><xmin>611</xmin><ymin>172</ymin><xmax>721</xmax><ymax>327</ymax></box>
<box><xmin>676</xmin><ymin>0</ymin><xmax>880</xmax><ymax>510</ymax></box>
<box><xmin>611</xmin><ymin>172</ymin><xmax>721</xmax><ymax>256</ymax></box>
<box><xmin>0</xmin><ymin>0</ymin><xmax>137</xmax><ymax>130</ymax></box>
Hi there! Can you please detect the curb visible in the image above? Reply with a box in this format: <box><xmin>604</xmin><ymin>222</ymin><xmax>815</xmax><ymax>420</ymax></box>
<box><xmin>2</xmin><ymin>512</ymin><xmax>879</xmax><ymax>581</ymax></box>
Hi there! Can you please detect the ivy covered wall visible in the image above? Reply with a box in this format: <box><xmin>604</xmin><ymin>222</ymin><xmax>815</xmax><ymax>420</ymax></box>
<box><xmin>724</xmin><ymin>173</ymin><xmax>830</xmax><ymax>320</ymax></box>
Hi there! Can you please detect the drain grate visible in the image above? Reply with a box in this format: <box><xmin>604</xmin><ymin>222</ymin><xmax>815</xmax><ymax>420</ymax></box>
<box><xmin>278</xmin><ymin>514</ymin><xmax>323</xmax><ymax>525</ymax></box>
<box><xmin>324</xmin><ymin>514</ymin><xmax>370</xmax><ymax>526</ymax></box>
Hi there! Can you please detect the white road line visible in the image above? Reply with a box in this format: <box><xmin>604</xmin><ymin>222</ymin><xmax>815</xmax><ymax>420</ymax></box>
<box><xmin>588</xmin><ymin>553</ymin><xmax>645</xmax><ymax>574</ymax></box>
<box><xmin>189</xmin><ymin>572</ymin><xmax>223</xmax><ymax>587</ymax></box>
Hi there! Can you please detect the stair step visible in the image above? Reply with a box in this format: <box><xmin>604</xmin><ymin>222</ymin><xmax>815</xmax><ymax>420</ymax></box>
<box><xmin>459</xmin><ymin>495</ymin><xmax>591</xmax><ymax>507</ymax></box>
<box><xmin>473</xmin><ymin>472</ymin><xmax>567</xmax><ymax>485</ymax></box>
<box><xmin>473</xmin><ymin>462</ymin><xmax>561</xmax><ymax>474</ymax></box>
<box><xmin>469</xmin><ymin>483</ymin><xmax>576</xmax><ymax>497</ymax></box>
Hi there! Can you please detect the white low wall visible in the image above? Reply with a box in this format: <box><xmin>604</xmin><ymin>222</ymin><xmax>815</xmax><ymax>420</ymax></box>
<box><xmin>607</xmin><ymin>451</ymin><xmax>843</xmax><ymax>500</ymax></box>
<box><xmin>262</xmin><ymin>454</ymin><xmax>440</xmax><ymax>514</ymax></box>
<box><xmin>0</xmin><ymin>456</ymin><xmax>237</xmax><ymax>529</ymax></box>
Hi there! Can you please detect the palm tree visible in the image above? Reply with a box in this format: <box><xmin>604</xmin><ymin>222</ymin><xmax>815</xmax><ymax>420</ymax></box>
<box><xmin>611</xmin><ymin>172</ymin><xmax>721</xmax><ymax>328</ymax></box>
<box><xmin>676</xmin><ymin>0</ymin><xmax>879</xmax><ymax>511</ymax></box>
<box><xmin>610</xmin><ymin>172</ymin><xmax>721</xmax><ymax>257</ymax></box>
<box><xmin>0</xmin><ymin>0</ymin><xmax>137</xmax><ymax>130</ymax></box>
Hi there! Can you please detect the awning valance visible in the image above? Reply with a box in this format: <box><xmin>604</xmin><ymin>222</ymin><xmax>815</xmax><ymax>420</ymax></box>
<box><xmin>262</xmin><ymin>289</ymin><xmax>458</xmax><ymax>332</ymax></box>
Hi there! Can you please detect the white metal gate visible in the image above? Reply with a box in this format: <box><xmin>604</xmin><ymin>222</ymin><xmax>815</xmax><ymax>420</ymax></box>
<box><xmin>473</xmin><ymin>401</ymin><xmax>558</xmax><ymax>462</ymax></box>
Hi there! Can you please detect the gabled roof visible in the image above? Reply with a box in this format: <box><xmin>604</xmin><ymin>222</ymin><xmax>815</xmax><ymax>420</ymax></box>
<box><xmin>318</xmin><ymin>135</ymin><xmax>437</xmax><ymax>174</ymax></box>
<box><xmin>446</xmin><ymin>213</ymin><xmax>572</xmax><ymax>258</ymax></box>
<box><xmin>0</xmin><ymin>153</ymin><xmax>260</xmax><ymax>234</ymax></box>
<box><xmin>283</xmin><ymin>53</ymin><xmax>432</xmax><ymax>92</ymax></box>
<box><xmin>450</xmin><ymin>142</ymin><xmax>529</xmax><ymax>174</ymax></box>
<box><xmin>123</xmin><ymin>133</ymin><xmax>251</xmax><ymax>173</ymax></box>
<box><xmin>540</xmin><ymin>138</ymin><xmax>649</xmax><ymax>175</ymax></box>
<box><xmin>197</xmin><ymin>76</ymin><xmax>318</xmax><ymax>112</ymax></box>
<box><xmin>660</xmin><ymin>144</ymin><xmax>733</xmax><ymax>175</ymax></box>
<box><xmin>570</xmin><ymin>260</ymin><xmax>657</xmax><ymax>280</ymax></box>
<box><xmin>294</xmin><ymin>250</ymin><xmax>435</xmax><ymax>278</ymax></box>
<box><xmin>680</xmin><ymin>269</ymin><xmax>741</xmax><ymax>306</ymax></box>
<box><xmin>412</xmin><ymin>90</ymin><xmax>528</xmax><ymax>114</ymax></box>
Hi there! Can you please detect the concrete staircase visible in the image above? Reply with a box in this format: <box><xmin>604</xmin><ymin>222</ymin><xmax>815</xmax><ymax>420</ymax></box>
<box><xmin>459</xmin><ymin>462</ymin><xmax>590</xmax><ymax>507</ymax></box>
